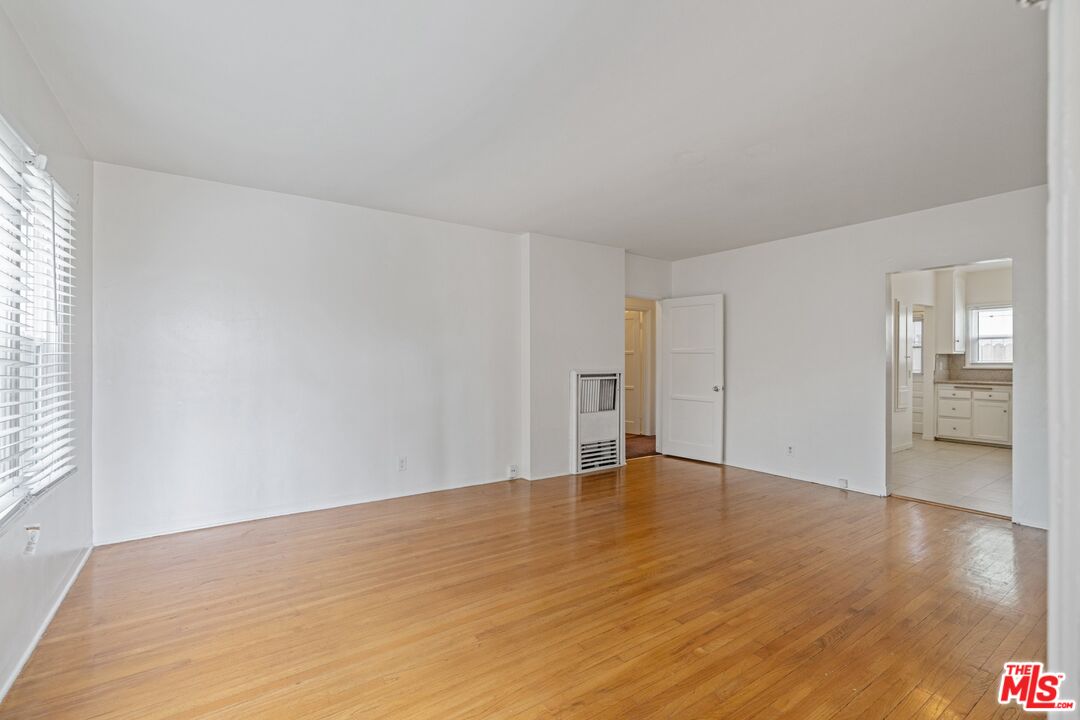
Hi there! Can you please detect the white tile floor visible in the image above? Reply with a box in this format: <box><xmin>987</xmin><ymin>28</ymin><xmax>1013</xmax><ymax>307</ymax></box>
<box><xmin>890</xmin><ymin>436</ymin><xmax>1012</xmax><ymax>517</ymax></box>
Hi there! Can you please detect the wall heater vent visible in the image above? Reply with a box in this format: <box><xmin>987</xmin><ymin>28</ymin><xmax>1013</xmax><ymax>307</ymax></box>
<box><xmin>570</xmin><ymin>371</ymin><xmax>624</xmax><ymax>473</ymax></box>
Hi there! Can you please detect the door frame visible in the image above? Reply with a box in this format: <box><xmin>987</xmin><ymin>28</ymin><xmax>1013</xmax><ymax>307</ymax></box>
<box><xmin>625</xmin><ymin>297</ymin><xmax>656</xmax><ymax>437</ymax></box>
<box><xmin>1047</xmin><ymin>0</ymin><xmax>1079</xmax><ymax>693</ymax></box>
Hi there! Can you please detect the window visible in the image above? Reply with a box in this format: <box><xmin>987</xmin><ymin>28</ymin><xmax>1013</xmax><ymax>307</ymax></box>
<box><xmin>968</xmin><ymin>306</ymin><xmax>1013</xmax><ymax>366</ymax></box>
<box><xmin>911</xmin><ymin>316</ymin><xmax>924</xmax><ymax>375</ymax></box>
<box><xmin>0</xmin><ymin>116</ymin><xmax>76</xmax><ymax>522</ymax></box>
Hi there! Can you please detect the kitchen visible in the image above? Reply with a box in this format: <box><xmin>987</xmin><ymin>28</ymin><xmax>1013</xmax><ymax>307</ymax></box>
<box><xmin>889</xmin><ymin>260</ymin><xmax>1013</xmax><ymax>517</ymax></box>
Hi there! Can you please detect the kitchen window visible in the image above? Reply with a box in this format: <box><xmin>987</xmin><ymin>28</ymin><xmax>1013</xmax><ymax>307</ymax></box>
<box><xmin>968</xmin><ymin>306</ymin><xmax>1013</xmax><ymax>366</ymax></box>
<box><xmin>911</xmin><ymin>316</ymin><xmax>924</xmax><ymax>375</ymax></box>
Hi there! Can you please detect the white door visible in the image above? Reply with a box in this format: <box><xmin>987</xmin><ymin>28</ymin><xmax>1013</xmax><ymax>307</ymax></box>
<box><xmin>624</xmin><ymin>310</ymin><xmax>644</xmax><ymax>434</ymax></box>
<box><xmin>661</xmin><ymin>294</ymin><xmax>724</xmax><ymax>463</ymax></box>
<box><xmin>912</xmin><ymin>314</ymin><xmax>924</xmax><ymax>434</ymax></box>
<box><xmin>895</xmin><ymin>301</ymin><xmax>912</xmax><ymax>411</ymax></box>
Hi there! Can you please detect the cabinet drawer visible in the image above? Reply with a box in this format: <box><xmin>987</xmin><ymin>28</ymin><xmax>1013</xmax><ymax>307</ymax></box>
<box><xmin>937</xmin><ymin>387</ymin><xmax>972</xmax><ymax>400</ymax></box>
<box><xmin>973</xmin><ymin>390</ymin><xmax>1010</xmax><ymax>402</ymax></box>
<box><xmin>938</xmin><ymin>418</ymin><xmax>972</xmax><ymax>438</ymax></box>
<box><xmin>938</xmin><ymin>399</ymin><xmax>971</xmax><ymax>418</ymax></box>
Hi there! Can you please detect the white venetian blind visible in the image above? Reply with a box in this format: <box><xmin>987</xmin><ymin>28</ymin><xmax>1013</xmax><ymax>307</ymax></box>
<box><xmin>0</xmin><ymin>116</ymin><xmax>75</xmax><ymax>521</ymax></box>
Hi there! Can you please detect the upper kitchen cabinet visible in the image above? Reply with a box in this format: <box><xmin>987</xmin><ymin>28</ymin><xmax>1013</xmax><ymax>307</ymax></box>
<box><xmin>934</xmin><ymin>269</ymin><xmax>967</xmax><ymax>354</ymax></box>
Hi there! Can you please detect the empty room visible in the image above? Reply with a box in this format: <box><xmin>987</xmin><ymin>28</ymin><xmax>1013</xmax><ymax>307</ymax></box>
<box><xmin>1</xmin><ymin>1</ymin><xmax>1079</xmax><ymax>718</ymax></box>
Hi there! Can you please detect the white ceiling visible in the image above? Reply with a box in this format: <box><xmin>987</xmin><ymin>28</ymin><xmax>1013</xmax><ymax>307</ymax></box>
<box><xmin>2</xmin><ymin>0</ymin><xmax>1047</xmax><ymax>260</ymax></box>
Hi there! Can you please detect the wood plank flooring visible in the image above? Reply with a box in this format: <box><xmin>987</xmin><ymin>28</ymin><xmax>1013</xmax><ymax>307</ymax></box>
<box><xmin>625</xmin><ymin>433</ymin><xmax>658</xmax><ymax>459</ymax></box>
<box><xmin>1</xmin><ymin>457</ymin><xmax>1047</xmax><ymax>719</ymax></box>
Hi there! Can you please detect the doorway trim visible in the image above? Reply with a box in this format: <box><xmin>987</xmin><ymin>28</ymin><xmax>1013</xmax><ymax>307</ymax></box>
<box><xmin>1047</xmin><ymin>0</ymin><xmax>1079</xmax><ymax>699</ymax></box>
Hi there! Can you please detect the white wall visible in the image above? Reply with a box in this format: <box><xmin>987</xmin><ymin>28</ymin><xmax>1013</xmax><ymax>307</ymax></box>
<box><xmin>0</xmin><ymin>7</ymin><xmax>93</xmax><ymax>698</ymax></box>
<box><xmin>625</xmin><ymin>253</ymin><xmax>671</xmax><ymax>300</ymax></box>
<box><xmin>965</xmin><ymin>266</ymin><xmax>1013</xmax><ymax>306</ymax></box>
<box><xmin>891</xmin><ymin>270</ymin><xmax>936</xmax><ymax>307</ymax></box>
<box><xmin>92</xmin><ymin>163</ymin><xmax>523</xmax><ymax>544</ymax></box>
<box><xmin>889</xmin><ymin>270</ymin><xmax>936</xmax><ymax>451</ymax></box>
<box><xmin>522</xmin><ymin>234</ymin><xmax>625</xmax><ymax>479</ymax></box>
<box><xmin>671</xmin><ymin>186</ymin><xmax>1048</xmax><ymax>528</ymax></box>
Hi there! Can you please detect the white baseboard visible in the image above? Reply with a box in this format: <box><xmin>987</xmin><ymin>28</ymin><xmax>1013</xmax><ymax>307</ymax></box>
<box><xmin>523</xmin><ymin>471</ymin><xmax>569</xmax><ymax>482</ymax></box>
<box><xmin>723</xmin><ymin>461</ymin><xmax>887</xmax><ymax>498</ymax></box>
<box><xmin>0</xmin><ymin>546</ymin><xmax>91</xmax><ymax>703</ymax></box>
<box><xmin>94</xmin><ymin>475</ymin><xmax>512</xmax><ymax>546</ymax></box>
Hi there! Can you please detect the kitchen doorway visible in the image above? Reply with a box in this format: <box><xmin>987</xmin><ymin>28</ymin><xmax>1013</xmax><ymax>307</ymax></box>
<box><xmin>886</xmin><ymin>259</ymin><xmax>1014</xmax><ymax>518</ymax></box>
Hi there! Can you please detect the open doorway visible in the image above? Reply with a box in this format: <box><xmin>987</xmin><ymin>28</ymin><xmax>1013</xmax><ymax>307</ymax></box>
<box><xmin>887</xmin><ymin>259</ymin><xmax>1014</xmax><ymax>518</ymax></box>
<box><xmin>625</xmin><ymin>297</ymin><xmax>658</xmax><ymax>459</ymax></box>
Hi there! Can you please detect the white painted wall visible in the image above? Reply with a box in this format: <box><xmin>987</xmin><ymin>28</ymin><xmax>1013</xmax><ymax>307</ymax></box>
<box><xmin>0</xmin><ymin>7</ymin><xmax>93</xmax><ymax>699</ymax></box>
<box><xmin>522</xmin><ymin>233</ymin><xmax>625</xmax><ymax>480</ymax></box>
<box><xmin>625</xmin><ymin>253</ymin><xmax>671</xmax><ymax>300</ymax></box>
<box><xmin>671</xmin><ymin>187</ymin><xmax>1048</xmax><ymax>529</ymax></box>
<box><xmin>891</xmin><ymin>270</ymin><xmax>936</xmax><ymax>308</ymax></box>
<box><xmin>92</xmin><ymin>163</ymin><xmax>522</xmax><ymax>544</ymax></box>
<box><xmin>965</xmin><ymin>266</ymin><xmax>1013</xmax><ymax>306</ymax></box>
<box><xmin>889</xmin><ymin>270</ymin><xmax>936</xmax><ymax>451</ymax></box>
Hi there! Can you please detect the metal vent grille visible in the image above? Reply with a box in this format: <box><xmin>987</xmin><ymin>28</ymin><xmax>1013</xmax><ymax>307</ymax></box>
<box><xmin>578</xmin><ymin>438</ymin><xmax>619</xmax><ymax>471</ymax></box>
<box><xmin>578</xmin><ymin>376</ymin><xmax>617</xmax><ymax>413</ymax></box>
<box><xmin>570</xmin><ymin>371</ymin><xmax>623</xmax><ymax>473</ymax></box>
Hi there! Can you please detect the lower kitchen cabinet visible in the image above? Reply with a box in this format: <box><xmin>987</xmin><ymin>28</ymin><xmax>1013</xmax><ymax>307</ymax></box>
<box><xmin>935</xmin><ymin>384</ymin><xmax>1011</xmax><ymax>447</ymax></box>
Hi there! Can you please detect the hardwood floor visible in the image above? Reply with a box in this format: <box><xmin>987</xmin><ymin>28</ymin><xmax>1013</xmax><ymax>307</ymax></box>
<box><xmin>625</xmin><ymin>433</ymin><xmax>658</xmax><ymax>459</ymax></box>
<box><xmin>1</xmin><ymin>457</ymin><xmax>1046</xmax><ymax>719</ymax></box>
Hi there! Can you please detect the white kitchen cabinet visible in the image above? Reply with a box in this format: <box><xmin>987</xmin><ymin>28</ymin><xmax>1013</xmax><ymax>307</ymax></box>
<box><xmin>972</xmin><ymin>399</ymin><xmax>1010</xmax><ymax>444</ymax></box>
<box><xmin>934</xmin><ymin>269</ymin><xmax>967</xmax><ymax>354</ymax></box>
<box><xmin>935</xmin><ymin>383</ymin><xmax>1011</xmax><ymax>446</ymax></box>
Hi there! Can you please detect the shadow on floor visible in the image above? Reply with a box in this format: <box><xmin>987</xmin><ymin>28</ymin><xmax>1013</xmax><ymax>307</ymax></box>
<box><xmin>626</xmin><ymin>434</ymin><xmax>658</xmax><ymax>460</ymax></box>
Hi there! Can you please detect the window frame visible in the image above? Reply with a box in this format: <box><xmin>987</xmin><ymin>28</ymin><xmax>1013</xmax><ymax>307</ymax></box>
<box><xmin>966</xmin><ymin>304</ymin><xmax>1013</xmax><ymax>368</ymax></box>
<box><xmin>911</xmin><ymin>314</ymin><xmax>924</xmax><ymax>376</ymax></box>
<box><xmin>0</xmin><ymin>114</ymin><xmax>77</xmax><ymax>529</ymax></box>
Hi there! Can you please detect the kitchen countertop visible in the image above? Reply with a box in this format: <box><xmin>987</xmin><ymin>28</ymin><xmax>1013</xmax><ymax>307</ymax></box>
<box><xmin>934</xmin><ymin>380</ymin><xmax>1012</xmax><ymax>386</ymax></box>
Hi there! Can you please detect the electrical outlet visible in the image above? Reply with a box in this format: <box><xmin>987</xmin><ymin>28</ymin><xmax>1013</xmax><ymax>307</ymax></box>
<box><xmin>24</xmin><ymin>525</ymin><xmax>40</xmax><ymax>555</ymax></box>
<box><xmin>508</xmin><ymin>464</ymin><xmax>519</xmax><ymax>479</ymax></box>
<box><xmin>397</xmin><ymin>456</ymin><xmax>407</xmax><ymax>472</ymax></box>
<box><xmin>786</xmin><ymin>445</ymin><xmax>794</xmax><ymax>456</ymax></box>
<box><xmin>839</xmin><ymin>478</ymin><xmax>849</xmax><ymax>489</ymax></box>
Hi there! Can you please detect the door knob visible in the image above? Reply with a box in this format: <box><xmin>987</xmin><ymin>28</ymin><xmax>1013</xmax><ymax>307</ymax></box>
<box><xmin>713</xmin><ymin>385</ymin><xmax>721</xmax><ymax>392</ymax></box>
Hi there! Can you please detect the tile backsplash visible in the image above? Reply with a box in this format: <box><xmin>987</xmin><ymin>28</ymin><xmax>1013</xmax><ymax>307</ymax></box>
<box><xmin>934</xmin><ymin>354</ymin><xmax>1013</xmax><ymax>383</ymax></box>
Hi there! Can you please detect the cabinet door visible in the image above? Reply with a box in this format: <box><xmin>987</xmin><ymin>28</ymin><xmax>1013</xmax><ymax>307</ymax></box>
<box><xmin>972</xmin><ymin>400</ymin><xmax>1010</xmax><ymax>443</ymax></box>
<box><xmin>952</xmin><ymin>271</ymin><xmax>967</xmax><ymax>353</ymax></box>
<box><xmin>938</xmin><ymin>417</ymin><xmax>972</xmax><ymax>438</ymax></box>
